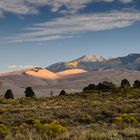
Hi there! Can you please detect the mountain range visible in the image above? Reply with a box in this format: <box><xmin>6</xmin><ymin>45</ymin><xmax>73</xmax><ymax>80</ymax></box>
<box><xmin>47</xmin><ymin>53</ymin><xmax>140</xmax><ymax>72</ymax></box>
<box><xmin>1</xmin><ymin>53</ymin><xmax>140</xmax><ymax>97</ymax></box>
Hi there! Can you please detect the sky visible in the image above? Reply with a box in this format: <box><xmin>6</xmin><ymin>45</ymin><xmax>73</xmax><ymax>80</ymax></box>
<box><xmin>0</xmin><ymin>0</ymin><xmax>140</xmax><ymax>72</ymax></box>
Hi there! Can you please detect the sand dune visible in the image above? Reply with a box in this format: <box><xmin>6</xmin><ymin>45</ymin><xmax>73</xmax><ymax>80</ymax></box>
<box><xmin>25</xmin><ymin>68</ymin><xmax>58</xmax><ymax>79</ymax></box>
<box><xmin>56</xmin><ymin>69</ymin><xmax>87</xmax><ymax>78</ymax></box>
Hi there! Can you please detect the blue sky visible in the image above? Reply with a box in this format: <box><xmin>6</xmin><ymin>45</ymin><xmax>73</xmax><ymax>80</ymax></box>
<box><xmin>0</xmin><ymin>0</ymin><xmax>140</xmax><ymax>72</ymax></box>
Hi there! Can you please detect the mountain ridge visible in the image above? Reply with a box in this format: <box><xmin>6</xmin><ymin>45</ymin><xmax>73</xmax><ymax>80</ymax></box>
<box><xmin>47</xmin><ymin>53</ymin><xmax>140</xmax><ymax>72</ymax></box>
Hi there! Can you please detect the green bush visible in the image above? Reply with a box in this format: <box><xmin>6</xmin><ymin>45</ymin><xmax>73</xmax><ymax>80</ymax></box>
<box><xmin>34</xmin><ymin>120</ymin><xmax>69</xmax><ymax>139</ymax></box>
<box><xmin>0</xmin><ymin>124</ymin><xmax>10</xmax><ymax>139</ymax></box>
<box><xmin>113</xmin><ymin>114</ymin><xmax>139</xmax><ymax>126</ymax></box>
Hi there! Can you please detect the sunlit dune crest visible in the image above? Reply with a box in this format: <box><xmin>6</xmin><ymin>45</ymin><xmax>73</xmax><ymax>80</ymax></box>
<box><xmin>56</xmin><ymin>69</ymin><xmax>87</xmax><ymax>77</ymax></box>
<box><xmin>25</xmin><ymin>68</ymin><xmax>58</xmax><ymax>79</ymax></box>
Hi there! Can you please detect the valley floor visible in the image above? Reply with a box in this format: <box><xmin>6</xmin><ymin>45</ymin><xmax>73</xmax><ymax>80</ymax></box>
<box><xmin>1</xmin><ymin>69</ymin><xmax>140</xmax><ymax>98</ymax></box>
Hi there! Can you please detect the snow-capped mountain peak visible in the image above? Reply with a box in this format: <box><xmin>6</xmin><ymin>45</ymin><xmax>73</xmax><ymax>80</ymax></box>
<box><xmin>75</xmin><ymin>55</ymin><xmax>110</xmax><ymax>62</ymax></box>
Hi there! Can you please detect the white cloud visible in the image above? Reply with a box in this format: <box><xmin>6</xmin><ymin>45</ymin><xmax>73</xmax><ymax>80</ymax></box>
<box><xmin>8</xmin><ymin>65</ymin><xmax>37</xmax><ymax>69</ymax></box>
<box><xmin>119</xmin><ymin>0</ymin><xmax>134</xmax><ymax>3</ymax></box>
<box><xmin>0</xmin><ymin>0</ymin><xmax>38</xmax><ymax>16</ymax></box>
<box><xmin>3</xmin><ymin>11</ymin><xmax>140</xmax><ymax>43</ymax></box>
<box><xmin>0</xmin><ymin>0</ymin><xmax>134</xmax><ymax>17</ymax></box>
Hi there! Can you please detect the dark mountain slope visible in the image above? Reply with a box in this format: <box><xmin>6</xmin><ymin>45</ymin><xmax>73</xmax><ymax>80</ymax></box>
<box><xmin>47</xmin><ymin>53</ymin><xmax>140</xmax><ymax>72</ymax></box>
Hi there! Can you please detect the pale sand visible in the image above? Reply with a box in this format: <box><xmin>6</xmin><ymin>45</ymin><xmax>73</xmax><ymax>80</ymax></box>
<box><xmin>56</xmin><ymin>69</ymin><xmax>87</xmax><ymax>78</ymax></box>
<box><xmin>25</xmin><ymin>68</ymin><xmax>58</xmax><ymax>79</ymax></box>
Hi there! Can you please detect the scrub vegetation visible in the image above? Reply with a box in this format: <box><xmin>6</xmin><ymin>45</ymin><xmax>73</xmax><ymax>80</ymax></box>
<box><xmin>0</xmin><ymin>79</ymin><xmax>140</xmax><ymax>140</ymax></box>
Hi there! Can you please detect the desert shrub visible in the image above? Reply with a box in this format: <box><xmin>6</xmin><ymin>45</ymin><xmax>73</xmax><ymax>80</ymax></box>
<box><xmin>25</xmin><ymin>118</ymin><xmax>35</xmax><ymax>125</ymax></box>
<box><xmin>24</xmin><ymin>87</ymin><xmax>35</xmax><ymax>98</ymax></box>
<box><xmin>0</xmin><ymin>109</ymin><xmax>4</xmax><ymax>115</ymax></box>
<box><xmin>101</xmin><ymin>110</ymin><xmax>115</xmax><ymax>118</ymax></box>
<box><xmin>59</xmin><ymin>90</ymin><xmax>67</xmax><ymax>96</ymax></box>
<box><xmin>4</xmin><ymin>89</ymin><xmax>14</xmax><ymax>99</ymax></box>
<box><xmin>0</xmin><ymin>98</ymin><xmax>7</xmax><ymax>104</ymax></box>
<box><xmin>34</xmin><ymin>120</ymin><xmax>69</xmax><ymax>139</ymax></box>
<box><xmin>12</xmin><ymin>119</ymin><xmax>24</xmax><ymax>126</ymax></box>
<box><xmin>15</xmin><ymin>130</ymin><xmax>26</xmax><ymax>140</ymax></box>
<box><xmin>0</xmin><ymin>98</ymin><xmax>15</xmax><ymax>105</ymax></box>
<box><xmin>79</xmin><ymin>129</ymin><xmax>121</xmax><ymax>140</ymax></box>
<box><xmin>113</xmin><ymin>114</ymin><xmax>139</xmax><ymax>126</ymax></box>
<box><xmin>113</xmin><ymin>116</ymin><xmax>123</xmax><ymax>125</ymax></box>
<box><xmin>0</xmin><ymin>124</ymin><xmax>10</xmax><ymax>139</ymax></box>
<box><xmin>54</xmin><ymin>111</ymin><xmax>70</xmax><ymax>119</ymax></box>
<box><xmin>77</xmin><ymin>114</ymin><xmax>93</xmax><ymax>124</ymax></box>
<box><xmin>122</xmin><ymin>104</ymin><xmax>134</xmax><ymax>113</ymax></box>
<box><xmin>14</xmin><ymin>128</ymin><xmax>37</xmax><ymax>140</ymax></box>
<box><xmin>120</xmin><ymin>127</ymin><xmax>140</xmax><ymax>138</ymax></box>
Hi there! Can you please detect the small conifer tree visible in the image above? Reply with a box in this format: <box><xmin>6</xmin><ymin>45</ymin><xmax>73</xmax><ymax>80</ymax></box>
<box><xmin>24</xmin><ymin>87</ymin><xmax>35</xmax><ymax>97</ymax></box>
<box><xmin>4</xmin><ymin>89</ymin><xmax>14</xmax><ymax>99</ymax></box>
<box><xmin>59</xmin><ymin>90</ymin><xmax>67</xmax><ymax>96</ymax></box>
<box><xmin>133</xmin><ymin>80</ymin><xmax>140</xmax><ymax>88</ymax></box>
<box><xmin>121</xmin><ymin>79</ymin><xmax>130</xmax><ymax>88</ymax></box>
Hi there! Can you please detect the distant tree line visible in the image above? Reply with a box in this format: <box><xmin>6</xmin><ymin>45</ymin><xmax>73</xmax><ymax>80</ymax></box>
<box><xmin>2</xmin><ymin>79</ymin><xmax>140</xmax><ymax>99</ymax></box>
<box><xmin>83</xmin><ymin>79</ymin><xmax>140</xmax><ymax>92</ymax></box>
